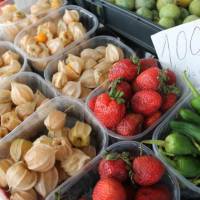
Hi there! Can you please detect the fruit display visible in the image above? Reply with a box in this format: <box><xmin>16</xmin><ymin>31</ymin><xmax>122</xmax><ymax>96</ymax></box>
<box><xmin>0</xmin><ymin>108</ymin><xmax>97</xmax><ymax>199</ymax></box>
<box><xmin>53</xmin><ymin>141</ymin><xmax>179</xmax><ymax>200</ymax></box>
<box><xmin>49</xmin><ymin>43</ymin><xmax>126</xmax><ymax>100</ymax></box>
<box><xmin>87</xmin><ymin>57</ymin><xmax>181</xmax><ymax>139</ymax></box>
<box><xmin>0</xmin><ymin>0</ymin><xmax>63</xmax><ymax>41</ymax></box>
<box><xmin>106</xmin><ymin>0</ymin><xmax>200</xmax><ymax>28</ymax></box>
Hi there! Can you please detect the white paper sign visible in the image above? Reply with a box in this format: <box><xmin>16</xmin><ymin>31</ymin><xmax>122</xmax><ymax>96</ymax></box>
<box><xmin>14</xmin><ymin>0</ymin><xmax>36</xmax><ymax>11</ymax></box>
<box><xmin>151</xmin><ymin>19</ymin><xmax>200</xmax><ymax>86</ymax></box>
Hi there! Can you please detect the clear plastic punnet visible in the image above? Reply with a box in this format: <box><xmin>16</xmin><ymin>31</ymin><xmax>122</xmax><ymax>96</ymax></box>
<box><xmin>14</xmin><ymin>5</ymin><xmax>99</xmax><ymax>72</ymax></box>
<box><xmin>44</xmin><ymin>35</ymin><xmax>135</xmax><ymax>99</ymax></box>
<box><xmin>0</xmin><ymin>41</ymin><xmax>29</xmax><ymax>81</ymax></box>
<box><xmin>152</xmin><ymin>94</ymin><xmax>200</xmax><ymax>199</ymax></box>
<box><xmin>46</xmin><ymin>141</ymin><xmax>180</xmax><ymax>200</ymax></box>
<box><xmin>0</xmin><ymin>96</ymin><xmax>108</xmax><ymax>199</ymax></box>
<box><xmin>85</xmin><ymin>61</ymin><xmax>189</xmax><ymax>142</ymax></box>
<box><xmin>0</xmin><ymin>71</ymin><xmax>58</xmax><ymax>153</ymax></box>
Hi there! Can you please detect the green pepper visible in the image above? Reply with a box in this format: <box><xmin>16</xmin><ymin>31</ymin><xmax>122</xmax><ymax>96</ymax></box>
<box><xmin>115</xmin><ymin>0</ymin><xmax>135</xmax><ymax>10</ymax></box>
<box><xmin>143</xmin><ymin>132</ymin><xmax>199</xmax><ymax>155</ymax></box>
<box><xmin>173</xmin><ymin>156</ymin><xmax>200</xmax><ymax>178</ymax></box>
<box><xmin>170</xmin><ymin>121</ymin><xmax>200</xmax><ymax>142</ymax></box>
<box><xmin>179</xmin><ymin>108</ymin><xmax>200</xmax><ymax>125</ymax></box>
<box><xmin>183</xmin><ymin>71</ymin><xmax>200</xmax><ymax>114</ymax></box>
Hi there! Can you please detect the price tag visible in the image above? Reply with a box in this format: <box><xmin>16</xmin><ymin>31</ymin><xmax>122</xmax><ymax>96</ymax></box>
<box><xmin>14</xmin><ymin>0</ymin><xmax>36</xmax><ymax>10</ymax></box>
<box><xmin>151</xmin><ymin>19</ymin><xmax>200</xmax><ymax>86</ymax></box>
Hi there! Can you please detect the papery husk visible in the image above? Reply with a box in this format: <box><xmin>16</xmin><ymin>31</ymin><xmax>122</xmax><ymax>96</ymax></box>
<box><xmin>0</xmin><ymin>63</ymin><xmax>21</xmax><ymax>77</ymax></box>
<box><xmin>80</xmin><ymin>87</ymin><xmax>91</xmax><ymax>101</ymax></box>
<box><xmin>84</xmin><ymin>58</ymin><xmax>97</xmax><ymax>69</ymax></box>
<box><xmin>64</xmin><ymin>64</ymin><xmax>80</xmax><ymax>81</ymax></box>
<box><xmin>2</xmin><ymin>50</ymin><xmax>20</xmax><ymax>65</ymax></box>
<box><xmin>0</xmin><ymin>159</ymin><xmax>13</xmax><ymax>187</ymax></box>
<box><xmin>68</xmin><ymin>22</ymin><xmax>86</xmax><ymax>40</ymax></box>
<box><xmin>0</xmin><ymin>102</ymin><xmax>12</xmax><ymax>116</ymax></box>
<box><xmin>34</xmin><ymin>166</ymin><xmax>58</xmax><ymax>198</ymax></box>
<box><xmin>0</xmin><ymin>89</ymin><xmax>11</xmax><ymax>104</ymax></box>
<box><xmin>1</xmin><ymin>111</ymin><xmax>21</xmax><ymax>131</ymax></box>
<box><xmin>0</xmin><ymin>57</ymin><xmax>4</xmax><ymax>67</ymax></box>
<box><xmin>105</xmin><ymin>44</ymin><xmax>124</xmax><ymax>63</ymax></box>
<box><xmin>44</xmin><ymin>110</ymin><xmax>66</xmax><ymax>131</ymax></box>
<box><xmin>55</xmin><ymin>162</ymin><xmax>69</xmax><ymax>184</ymax></box>
<box><xmin>95</xmin><ymin>46</ymin><xmax>106</xmax><ymax>56</ymax></box>
<box><xmin>0</xmin><ymin>127</ymin><xmax>8</xmax><ymax>138</ymax></box>
<box><xmin>11</xmin><ymin>82</ymin><xmax>34</xmax><ymax>106</ymax></box>
<box><xmin>66</xmin><ymin>54</ymin><xmax>84</xmax><ymax>73</ymax></box>
<box><xmin>68</xmin><ymin>121</ymin><xmax>91</xmax><ymax>148</ymax></box>
<box><xmin>62</xmin><ymin>81</ymin><xmax>81</xmax><ymax>98</ymax></box>
<box><xmin>63</xmin><ymin>9</ymin><xmax>80</xmax><ymax>24</ymax></box>
<box><xmin>81</xmin><ymin>145</ymin><xmax>96</xmax><ymax>158</ymax></box>
<box><xmin>33</xmin><ymin>135</ymin><xmax>52</xmax><ymax>146</ymax></box>
<box><xmin>6</xmin><ymin>161</ymin><xmax>37</xmax><ymax>191</ymax></box>
<box><xmin>52</xmin><ymin>71</ymin><xmax>68</xmax><ymax>89</ymax></box>
<box><xmin>80</xmin><ymin>69</ymin><xmax>96</xmax><ymax>88</ymax></box>
<box><xmin>24</xmin><ymin>144</ymin><xmax>55</xmax><ymax>172</ymax></box>
<box><xmin>52</xmin><ymin>136</ymin><xmax>73</xmax><ymax>161</ymax></box>
<box><xmin>10</xmin><ymin>138</ymin><xmax>33</xmax><ymax>162</ymax></box>
<box><xmin>61</xmin><ymin>148</ymin><xmax>90</xmax><ymax>176</ymax></box>
<box><xmin>47</xmin><ymin>38</ymin><xmax>64</xmax><ymax>55</ymax></box>
<box><xmin>80</xmin><ymin>48</ymin><xmax>103</xmax><ymax>61</ymax></box>
<box><xmin>48</xmin><ymin>127</ymin><xmax>69</xmax><ymax>138</ymax></box>
<box><xmin>10</xmin><ymin>189</ymin><xmax>37</xmax><ymax>200</ymax></box>
<box><xmin>34</xmin><ymin>90</ymin><xmax>46</xmax><ymax>108</ymax></box>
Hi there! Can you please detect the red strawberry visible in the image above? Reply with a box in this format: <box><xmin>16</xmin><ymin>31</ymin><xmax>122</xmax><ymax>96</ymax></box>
<box><xmin>88</xmin><ymin>96</ymin><xmax>97</xmax><ymax>111</ymax></box>
<box><xmin>116</xmin><ymin>81</ymin><xmax>132</xmax><ymax>100</ymax></box>
<box><xmin>135</xmin><ymin>185</ymin><xmax>171</xmax><ymax>200</ymax></box>
<box><xmin>165</xmin><ymin>69</ymin><xmax>176</xmax><ymax>85</ymax></box>
<box><xmin>116</xmin><ymin>114</ymin><xmax>144</xmax><ymax>136</ymax></box>
<box><xmin>92</xmin><ymin>178</ymin><xmax>126</xmax><ymax>200</ymax></box>
<box><xmin>98</xmin><ymin>155</ymin><xmax>128</xmax><ymax>182</ymax></box>
<box><xmin>125</xmin><ymin>185</ymin><xmax>136</xmax><ymax>200</ymax></box>
<box><xmin>0</xmin><ymin>188</ymin><xmax>9</xmax><ymax>200</ymax></box>
<box><xmin>139</xmin><ymin>58</ymin><xmax>159</xmax><ymax>72</ymax></box>
<box><xmin>132</xmin><ymin>80</ymin><xmax>140</xmax><ymax>92</ymax></box>
<box><xmin>132</xmin><ymin>155</ymin><xmax>165</xmax><ymax>186</ymax></box>
<box><xmin>108</xmin><ymin>59</ymin><xmax>137</xmax><ymax>81</ymax></box>
<box><xmin>135</xmin><ymin>67</ymin><xmax>160</xmax><ymax>91</ymax></box>
<box><xmin>94</xmin><ymin>93</ymin><xmax>125</xmax><ymax>129</ymax></box>
<box><xmin>131</xmin><ymin>90</ymin><xmax>162</xmax><ymax>116</ymax></box>
<box><xmin>161</xmin><ymin>93</ymin><xmax>177</xmax><ymax>112</ymax></box>
<box><xmin>145</xmin><ymin>111</ymin><xmax>162</xmax><ymax>128</ymax></box>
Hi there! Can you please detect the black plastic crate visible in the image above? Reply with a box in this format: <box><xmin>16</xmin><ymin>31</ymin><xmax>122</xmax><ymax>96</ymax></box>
<box><xmin>70</xmin><ymin>0</ymin><xmax>163</xmax><ymax>54</ymax></box>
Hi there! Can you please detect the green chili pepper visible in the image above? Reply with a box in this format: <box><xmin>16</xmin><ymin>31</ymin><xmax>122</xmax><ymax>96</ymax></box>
<box><xmin>170</xmin><ymin>121</ymin><xmax>200</xmax><ymax>143</ymax></box>
<box><xmin>143</xmin><ymin>132</ymin><xmax>199</xmax><ymax>155</ymax></box>
<box><xmin>179</xmin><ymin>108</ymin><xmax>200</xmax><ymax>125</ymax></box>
<box><xmin>183</xmin><ymin>71</ymin><xmax>200</xmax><ymax>114</ymax></box>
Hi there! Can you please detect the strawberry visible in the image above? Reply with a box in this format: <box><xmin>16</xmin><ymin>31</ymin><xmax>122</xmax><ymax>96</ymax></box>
<box><xmin>116</xmin><ymin>114</ymin><xmax>144</xmax><ymax>136</ymax></box>
<box><xmin>161</xmin><ymin>93</ymin><xmax>177</xmax><ymax>112</ymax></box>
<box><xmin>144</xmin><ymin>111</ymin><xmax>162</xmax><ymax>128</ymax></box>
<box><xmin>98</xmin><ymin>153</ymin><xmax>128</xmax><ymax>182</ymax></box>
<box><xmin>165</xmin><ymin>69</ymin><xmax>176</xmax><ymax>85</ymax></box>
<box><xmin>139</xmin><ymin>58</ymin><xmax>159</xmax><ymax>73</ymax></box>
<box><xmin>116</xmin><ymin>81</ymin><xmax>132</xmax><ymax>100</ymax></box>
<box><xmin>132</xmin><ymin>155</ymin><xmax>165</xmax><ymax>186</ymax></box>
<box><xmin>132</xmin><ymin>80</ymin><xmax>140</xmax><ymax>92</ymax></box>
<box><xmin>108</xmin><ymin>59</ymin><xmax>137</xmax><ymax>82</ymax></box>
<box><xmin>125</xmin><ymin>185</ymin><xmax>136</xmax><ymax>200</ymax></box>
<box><xmin>135</xmin><ymin>67</ymin><xmax>160</xmax><ymax>91</ymax></box>
<box><xmin>88</xmin><ymin>96</ymin><xmax>97</xmax><ymax>111</ymax></box>
<box><xmin>94</xmin><ymin>93</ymin><xmax>125</xmax><ymax>129</ymax></box>
<box><xmin>92</xmin><ymin>178</ymin><xmax>126</xmax><ymax>200</ymax></box>
<box><xmin>135</xmin><ymin>185</ymin><xmax>171</xmax><ymax>200</ymax></box>
<box><xmin>0</xmin><ymin>188</ymin><xmax>9</xmax><ymax>200</ymax></box>
<box><xmin>131</xmin><ymin>90</ymin><xmax>162</xmax><ymax>116</ymax></box>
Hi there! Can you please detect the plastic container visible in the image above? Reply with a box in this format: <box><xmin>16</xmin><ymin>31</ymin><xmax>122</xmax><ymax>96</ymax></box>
<box><xmin>0</xmin><ymin>41</ymin><xmax>29</xmax><ymax>82</ymax></box>
<box><xmin>0</xmin><ymin>96</ymin><xmax>108</xmax><ymax>199</ymax></box>
<box><xmin>14</xmin><ymin>5</ymin><xmax>99</xmax><ymax>73</ymax></box>
<box><xmin>44</xmin><ymin>35</ymin><xmax>135</xmax><ymax>98</ymax></box>
<box><xmin>46</xmin><ymin>141</ymin><xmax>180</xmax><ymax>200</ymax></box>
<box><xmin>85</xmin><ymin>61</ymin><xmax>189</xmax><ymax>142</ymax></box>
<box><xmin>0</xmin><ymin>71</ymin><xmax>58</xmax><ymax>154</ymax></box>
<box><xmin>153</xmin><ymin>94</ymin><xmax>200</xmax><ymax>198</ymax></box>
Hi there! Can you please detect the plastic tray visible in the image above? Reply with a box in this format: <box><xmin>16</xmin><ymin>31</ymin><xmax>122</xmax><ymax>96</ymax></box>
<box><xmin>153</xmin><ymin>94</ymin><xmax>200</xmax><ymax>199</ymax></box>
<box><xmin>14</xmin><ymin>5</ymin><xmax>99</xmax><ymax>72</ymax></box>
<box><xmin>44</xmin><ymin>35</ymin><xmax>135</xmax><ymax>98</ymax></box>
<box><xmin>0</xmin><ymin>41</ymin><xmax>29</xmax><ymax>82</ymax></box>
<box><xmin>0</xmin><ymin>96</ymin><xmax>108</xmax><ymax>199</ymax></box>
<box><xmin>85</xmin><ymin>61</ymin><xmax>189</xmax><ymax>142</ymax></box>
<box><xmin>72</xmin><ymin>0</ymin><xmax>163</xmax><ymax>54</ymax></box>
<box><xmin>0</xmin><ymin>71</ymin><xmax>58</xmax><ymax>155</ymax></box>
<box><xmin>47</xmin><ymin>141</ymin><xmax>180</xmax><ymax>200</ymax></box>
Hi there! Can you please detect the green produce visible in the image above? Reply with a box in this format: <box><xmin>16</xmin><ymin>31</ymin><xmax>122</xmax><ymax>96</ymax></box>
<box><xmin>143</xmin><ymin>132</ymin><xmax>199</xmax><ymax>155</ymax></box>
<box><xmin>183</xmin><ymin>14</ymin><xmax>199</xmax><ymax>23</ymax></box>
<box><xmin>159</xmin><ymin>17</ymin><xmax>175</xmax><ymax>28</ymax></box>
<box><xmin>173</xmin><ymin>156</ymin><xmax>200</xmax><ymax>177</ymax></box>
<box><xmin>106</xmin><ymin>0</ymin><xmax>115</xmax><ymax>3</ymax></box>
<box><xmin>136</xmin><ymin>7</ymin><xmax>153</xmax><ymax>19</ymax></box>
<box><xmin>180</xmin><ymin>7</ymin><xmax>189</xmax><ymax>19</ymax></box>
<box><xmin>115</xmin><ymin>0</ymin><xmax>135</xmax><ymax>10</ymax></box>
<box><xmin>189</xmin><ymin>0</ymin><xmax>200</xmax><ymax>17</ymax></box>
<box><xmin>156</xmin><ymin>0</ymin><xmax>175</xmax><ymax>10</ymax></box>
<box><xmin>183</xmin><ymin>71</ymin><xmax>200</xmax><ymax>114</ymax></box>
<box><xmin>175</xmin><ymin>18</ymin><xmax>183</xmax><ymax>25</ymax></box>
<box><xmin>176</xmin><ymin>0</ymin><xmax>192</xmax><ymax>7</ymax></box>
<box><xmin>179</xmin><ymin>108</ymin><xmax>200</xmax><ymax>125</ymax></box>
<box><xmin>159</xmin><ymin>3</ymin><xmax>181</xmax><ymax>19</ymax></box>
<box><xmin>135</xmin><ymin>0</ymin><xmax>156</xmax><ymax>9</ymax></box>
<box><xmin>170</xmin><ymin>121</ymin><xmax>200</xmax><ymax>142</ymax></box>
<box><xmin>152</xmin><ymin>10</ymin><xmax>160</xmax><ymax>22</ymax></box>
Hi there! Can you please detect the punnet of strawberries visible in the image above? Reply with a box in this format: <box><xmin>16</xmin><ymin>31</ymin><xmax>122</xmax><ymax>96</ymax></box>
<box><xmin>77</xmin><ymin>151</ymin><xmax>172</xmax><ymax>200</ymax></box>
<box><xmin>88</xmin><ymin>57</ymin><xmax>181</xmax><ymax>137</ymax></box>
